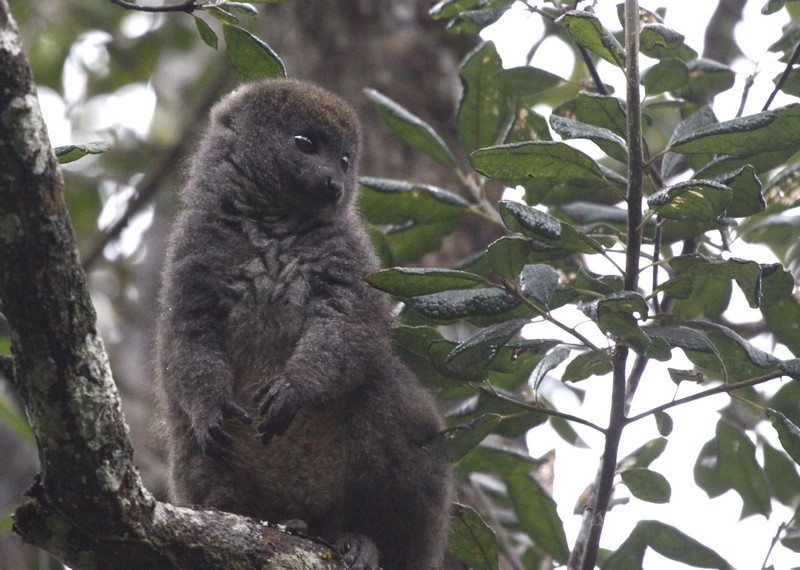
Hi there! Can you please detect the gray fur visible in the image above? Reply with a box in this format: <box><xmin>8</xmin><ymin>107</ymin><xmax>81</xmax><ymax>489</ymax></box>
<box><xmin>155</xmin><ymin>79</ymin><xmax>452</xmax><ymax>570</ymax></box>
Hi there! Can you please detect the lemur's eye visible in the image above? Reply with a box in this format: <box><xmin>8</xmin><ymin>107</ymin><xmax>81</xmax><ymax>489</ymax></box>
<box><xmin>340</xmin><ymin>155</ymin><xmax>351</xmax><ymax>173</ymax></box>
<box><xmin>294</xmin><ymin>135</ymin><xmax>315</xmax><ymax>153</ymax></box>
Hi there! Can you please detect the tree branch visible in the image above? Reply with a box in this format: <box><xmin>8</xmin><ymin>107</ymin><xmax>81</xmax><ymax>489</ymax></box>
<box><xmin>570</xmin><ymin>3</ymin><xmax>643</xmax><ymax>568</ymax></box>
<box><xmin>0</xmin><ymin>2</ymin><xmax>343</xmax><ymax>567</ymax></box>
<box><xmin>625</xmin><ymin>371</ymin><xmax>785</xmax><ymax>425</ymax></box>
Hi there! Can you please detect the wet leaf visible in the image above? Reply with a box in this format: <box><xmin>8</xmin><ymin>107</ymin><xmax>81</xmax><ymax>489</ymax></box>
<box><xmin>507</xmin><ymin>472</ymin><xmax>570</xmax><ymax>562</ymax></box>
<box><xmin>656</xmin><ymin>255</ymin><xmax>762</xmax><ymax>309</ymax></box>
<box><xmin>492</xmin><ymin>66</ymin><xmax>564</xmax><ymax>97</ymax></box>
<box><xmin>358</xmin><ymin>178</ymin><xmax>468</xmax><ymax>263</ymax></box>
<box><xmin>54</xmin><ymin>141</ymin><xmax>110</xmax><ymax>164</ymax></box>
<box><xmin>604</xmin><ymin>520</ymin><xmax>733</xmax><ymax>569</ymax></box>
<box><xmin>647</xmin><ymin>180</ymin><xmax>732</xmax><ymax>222</ymax></box>
<box><xmin>562</xmin><ymin>350</ymin><xmax>613</xmax><ymax>382</ymax></box>
<box><xmin>193</xmin><ymin>16</ymin><xmax>218</xmax><ymax>50</ymax></box>
<box><xmin>366</xmin><ymin>268</ymin><xmax>486</xmax><ymax>297</ymax></box>
<box><xmin>498</xmin><ymin>200</ymin><xmax>605</xmax><ymax>255</ymax></box>
<box><xmin>549</xmin><ymin>115</ymin><xmax>628</xmax><ymax>162</ymax></box>
<box><xmin>427</xmin><ymin>414</ymin><xmax>504</xmax><ymax>462</ymax></box>
<box><xmin>449</xmin><ymin>504</ymin><xmax>499</xmax><ymax>570</ymax></box>
<box><xmin>458</xmin><ymin>42</ymin><xmax>511</xmax><ymax>153</ymax></box>
<box><xmin>556</xmin><ymin>11</ymin><xmax>625</xmax><ymax>68</ymax></box>
<box><xmin>620</xmin><ymin>468</ymin><xmax>671</xmax><ymax>503</ymax></box>
<box><xmin>446</xmin><ymin>318</ymin><xmax>530</xmax><ymax>370</ymax></box>
<box><xmin>364</xmin><ymin>89</ymin><xmax>458</xmax><ymax>169</ymax></box>
<box><xmin>694</xmin><ymin>420</ymin><xmax>771</xmax><ymax>519</ymax></box>
<box><xmin>472</xmin><ymin>141</ymin><xmax>611</xmax><ymax>186</ymax></box>
<box><xmin>639</xmin><ymin>24</ymin><xmax>697</xmax><ymax>61</ymax></box>
<box><xmin>223</xmin><ymin>24</ymin><xmax>285</xmax><ymax>79</ymax></box>
<box><xmin>765</xmin><ymin>408</ymin><xmax>800</xmax><ymax>466</ymax></box>
<box><xmin>519</xmin><ymin>264</ymin><xmax>559</xmax><ymax>306</ymax></box>
<box><xmin>669</xmin><ymin>103</ymin><xmax>800</xmax><ymax>158</ymax></box>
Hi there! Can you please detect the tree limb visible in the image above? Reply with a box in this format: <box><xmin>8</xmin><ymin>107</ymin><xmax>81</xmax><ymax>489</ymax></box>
<box><xmin>0</xmin><ymin>2</ymin><xmax>343</xmax><ymax>567</ymax></box>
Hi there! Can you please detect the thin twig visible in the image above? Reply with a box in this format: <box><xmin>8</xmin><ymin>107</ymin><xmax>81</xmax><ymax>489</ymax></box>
<box><xmin>625</xmin><ymin>370</ymin><xmax>784</xmax><ymax>425</ymax></box>
<box><xmin>763</xmin><ymin>41</ymin><xmax>800</xmax><ymax>112</ymax></box>
<box><xmin>109</xmin><ymin>0</ymin><xmax>199</xmax><ymax>13</ymax></box>
<box><xmin>573</xmin><ymin>3</ymin><xmax>643</xmax><ymax>569</ymax></box>
<box><xmin>477</xmin><ymin>385</ymin><xmax>605</xmax><ymax>434</ymax></box>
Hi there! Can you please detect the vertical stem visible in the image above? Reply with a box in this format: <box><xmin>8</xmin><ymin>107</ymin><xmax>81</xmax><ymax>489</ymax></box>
<box><xmin>571</xmin><ymin>2</ymin><xmax>643</xmax><ymax>569</ymax></box>
<box><xmin>624</xmin><ymin>0</ymin><xmax>644</xmax><ymax>290</ymax></box>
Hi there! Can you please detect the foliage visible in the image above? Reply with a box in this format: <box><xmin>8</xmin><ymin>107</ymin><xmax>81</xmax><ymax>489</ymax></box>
<box><xmin>360</xmin><ymin>2</ymin><xmax>800</xmax><ymax>569</ymax></box>
<box><xmin>5</xmin><ymin>0</ymin><xmax>800</xmax><ymax>569</ymax></box>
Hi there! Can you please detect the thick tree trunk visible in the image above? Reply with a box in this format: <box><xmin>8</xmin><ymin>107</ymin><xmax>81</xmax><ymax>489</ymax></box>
<box><xmin>0</xmin><ymin>2</ymin><xmax>345</xmax><ymax>567</ymax></box>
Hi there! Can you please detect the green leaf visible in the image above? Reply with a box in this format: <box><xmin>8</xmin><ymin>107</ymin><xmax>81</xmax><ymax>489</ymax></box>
<box><xmin>669</xmin><ymin>103</ymin><xmax>800</xmax><ymax>159</ymax></box>
<box><xmin>506</xmin><ymin>472</ymin><xmax>570</xmax><ymax>562</ymax></box>
<box><xmin>222</xmin><ymin>24</ymin><xmax>285</xmax><ymax>79</ymax></box>
<box><xmin>549</xmin><ymin>115</ymin><xmax>628</xmax><ymax>163</ymax></box>
<box><xmin>430</xmin><ymin>0</ymin><xmax>482</xmax><ymax>20</ymax></box>
<box><xmin>54</xmin><ymin>141</ymin><xmax>110</xmax><ymax>164</ymax></box>
<box><xmin>447</xmin><ymin>6</ymin><xmax>516</xmax><ymax>35</ymax></box>
<box><xmin>648</xmin><ymin>319</ymin><xmax>779</xmax><ymax>381</ymax></box>
<box><xmin>677</xmin><ymin>59</ymin><xmax>736</xmax><ymax>103</ymax></box>
<box><xmin>390</xmin><ymin>326</ymin><xmax>470</xmax><ymax>394</ymax></box>
<box><xmin>449</xmin><ymin>503</ymin><xmax>499</xmax><ymax>570</ymax></box>
<box><xmin>574</xmin><ymin>92</ymin><xmax>628</xmax><ymax>139</ymax></box>
<box><xmin>457</xmin><ymin>42</ymin><xmax>511</xmax><ymax>154</ymax></box>
<box><xmin>620</xmin><ymin>468</ymin><xmax>671</xmax><ymax>503</ymax></box>
<box><xmin>447</xmin><ymin>389</ymin><xmax>550</xmax><ymax>437</ymax></box>
<box><xmin>407</xmin><ymin>287</ymin><xmax>526</xmax><ymax>326</ymax></box>
<box><xmin>446</xmin><ymin>318</ymin><xmax>530</xmax><ymax>371</ymax></box>
<box><xmin>358</xmin><ymin>178</ymin><xmax>469</xmax><ymax>263</ymax></box>
<box><xmin>580</xmin><ymin>292</ymin><xmax>668</xmax><ymax>359</ymax></box>
<box><xmin>193</xmin><ymin>16</ymin><xmax>219</xmax><ymax>50</ymax></box>
<box><xmin>364</xmin><ymin>89</ymin><xmax>458</xmax><ymax>170</ymax></box>
<box><xmin>225</xmin><ymin>2</ymin><xmax>259</xmax><ymax>16</ymax></box>
<box><xmin>712</xmin><ymin>166</ymin><xmax>765</xmax><ymax>218</ymax></box>
<box><xmin>654</xmin><ymin>410</ymin><xmax>673</xmax><ymax>436</ymax></box>
<box><xmin>762</xmin><ymin>0</ymin><xmax>788</xmax><ymax>15</ymax></box>
<box><xmin>562</xmin><ymin>350</ymin><xmax>613</xmax><ymax>382</ymax></box>
<box><xmin>206</xmin><ymin>6</ymin><xmax>239</xmax><ymax>24</ymax></box>
<box><xmin>766</xmin><ymin>408</ymin><xmax>800</xmax><ymax>466</ymax></box>
<box><xmin>694</xmin><ymin>420</ymin><xmax>771</xmax><ymax>519</ymax></box>
<box><xmin>667</xmin><ymin>368</ymin><xmax>707</xmax><ymax>385</ymax></box>
<box><xmin>426</xmin><ymin>414</ymin><xmax>504</xmax><ymax>462</ymax></box>
<box><xmin>492</xmin><ymin>66</ymin><xmax>564</xmax><ymax>97</ymax></box>
<box><xmin>762</xmin><ymin>439</ymin><xmax>800</xmax><ymax>505</ymax></box>
<box><xmin>366</xmin><ymin>268</ymin><xmax>486</xmax><ymax>297</ymax></box>
<box><xmin>647</xmin><ymin>180</ymin><xmax>732</xmax><ymax>222</ymax></box>
<box><xmin>639</xmin><ymin>24</ymin><xmax>698</xmax><ymax>61</ymax></box>
<box><xmin>519</xmin><ymin>264</ymin><xmax>559</xmax><ymax>306</ymax></box>
<box><xmin>604</xmin><ymin>520</ymin><xmax>733</xmax><ymax>570</ymax></box>
<box><xmin>505</xmin><ymin>104</ymin><xmax>552</xmax><ymax>144</ymax></box>
<box><xmin>455</xmin><ymin>444</ymin><xmax>545</xmax><ymax>479</ymax></box>
<box><xmin>661</xmin><ymin>105</ymin><xmax>717</xmax><ymax>180</ymax></box>
<box><xmin>656</xmin><ymin>255</ymin><xmax>762</xmax><ymax>309</ymax></box>
<box><xmin>472</xmin><ymin>141</ymin><xmax>611</xmax><ymax>186</ymax></box>
<box><xmin>618</xmin><ymin>437</ymin><xmax>668</xmax><ymax>470</ymax></box>
<box><xmin>498</xmin><ymin>201</ymin><xmax>605</xmax><ymax>255</ymax></box>
<box><xmin>768</xmin><ymin>15</ymin><xmax>800</xmax><ymax>53</ymax></box>
<box><xmin>642</xmin><ymin>58</ymin><xmax>689</xmax><ymax>95</ymax></box>
<box><xmin>556</xmin><ymin>11</ymin><xmax>625</xmax><ymax>68</ymax></box>
<box><xmin>529</xmin><ymin>345</ymin><xmax>570</xmax><ymax>391</ymax></box>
